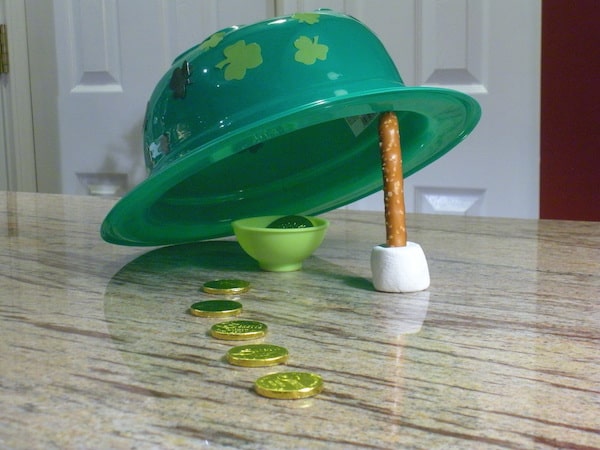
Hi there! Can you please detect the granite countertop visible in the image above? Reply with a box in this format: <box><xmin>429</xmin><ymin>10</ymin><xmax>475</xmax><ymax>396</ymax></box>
<box><xmin>1</xmin><ymin>191</ymin><xmax>598</xmax><ymax>449</ymax></box>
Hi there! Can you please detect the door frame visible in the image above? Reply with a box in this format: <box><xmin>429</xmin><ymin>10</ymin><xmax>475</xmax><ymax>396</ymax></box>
<box><xmin>0</xmin><ymin>0</ymin><xmax>36</xmax><ymax>191</ymax></box>
<box><xmin>540</xmin><ymin>0</ymin><xmax>599</xmax><ymax>221</ymax></box>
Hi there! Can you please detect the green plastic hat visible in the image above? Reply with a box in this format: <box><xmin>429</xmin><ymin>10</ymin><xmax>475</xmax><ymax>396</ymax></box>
<box><xmin>101</xmin><ymin>10</ymin><xmax>480</xmax><ymax>246</ymax></box>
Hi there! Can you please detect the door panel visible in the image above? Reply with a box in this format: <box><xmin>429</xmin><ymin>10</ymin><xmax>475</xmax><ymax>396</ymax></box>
<box><xmin>417</xmin><ymin>0</ymin><xmax>487</xmax><ymax>94</ymax></box>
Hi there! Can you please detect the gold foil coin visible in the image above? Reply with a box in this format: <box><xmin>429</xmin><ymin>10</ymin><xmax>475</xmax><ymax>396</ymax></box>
<box><xmin>202</xmin><ymin>279</ymin><xmax>250</xmax><ymax>295</ymax></box>
<box><xmin>189</xmin><ymin>300</ymin><xmax>243</xmax><ymax>318</ymax></box>
<box><xmin>210</xmin><ymin>320</ymin><xmax>267</xmax><ymax>340</ymax></box>
<box><xmin>254</xmin><ymin>372</ymin><xmax>323</xmax><ymax>399</ymax></box>
<box><xmin>226</xmin><ymin>344</ymin><xmax>289</xmax><ymax>367</ymax></box>
<box><xmin>267</xmin><ymin>215</ymin><xmax>314</xmax><ymax>229</ymax></box>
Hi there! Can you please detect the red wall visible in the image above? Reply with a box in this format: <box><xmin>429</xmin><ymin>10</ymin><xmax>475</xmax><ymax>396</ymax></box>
<box><xmin>540</xmin><ymin>0</ymin><xmax>600</xmax><ymax>221</ymax></box>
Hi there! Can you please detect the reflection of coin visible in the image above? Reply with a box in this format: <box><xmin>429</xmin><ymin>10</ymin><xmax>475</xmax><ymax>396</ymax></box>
<box><xmin>226</xmin><ymin>344</ymin><xmax>289</xmax><ymax>367</ymax></box>
<box><xmin>189</xmin><ymin>300</ymin><xmax>242</xmax><ymax>318</ymax></box>
<box><xmin>210</xmin><ymin>320</ymin><xmax>267</xmax><ymax>340</ymax></box>
<box><xmin>202</xmin><ymin>279</ymin><xmax>250</xmax><ymax>295</ymax></box>
<box><xmin>255</xmin><ymin>372</ymin><xmax>323</xmax><ymax>399</ymax></box>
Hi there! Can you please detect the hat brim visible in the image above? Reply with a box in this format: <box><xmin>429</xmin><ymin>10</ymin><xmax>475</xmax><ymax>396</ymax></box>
<box><xmin>101</xmin><ymin>86</ymin><xmax>480</xmax><ymax>246</ymax></box>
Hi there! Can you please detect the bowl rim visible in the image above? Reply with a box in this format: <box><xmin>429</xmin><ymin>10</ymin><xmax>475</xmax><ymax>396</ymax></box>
<box><xmin>231</xmin><ymin>215</ymin><xmax>329</xmax><ymax>232</ymax></box>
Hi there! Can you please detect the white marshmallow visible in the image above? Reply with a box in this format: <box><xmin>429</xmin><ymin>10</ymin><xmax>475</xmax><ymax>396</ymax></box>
<box><xmin>371</xmin><ymin>242</ymin><xmax>430</xmax><ymax>293</ymax></box>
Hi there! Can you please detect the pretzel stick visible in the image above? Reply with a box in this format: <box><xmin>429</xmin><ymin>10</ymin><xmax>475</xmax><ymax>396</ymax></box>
<box><xmin>379</xmin><ymin>112</ymin><xmax>407</xmax><ymax>247</ymax></box>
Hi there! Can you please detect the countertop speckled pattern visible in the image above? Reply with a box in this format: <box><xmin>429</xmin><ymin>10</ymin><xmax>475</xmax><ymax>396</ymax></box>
<box><xmin>1</xmin><ymin>191</ymin><xmax>599</xmax><ymax>449</ymax></box>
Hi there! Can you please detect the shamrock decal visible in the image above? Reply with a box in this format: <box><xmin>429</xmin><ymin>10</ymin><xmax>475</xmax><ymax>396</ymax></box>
<box><xmin>199</xmin><ymin>31</ymin><xmax>225</xmax><ymax>52</ymax></box>
<box><xmin>294</xmin><ymin>36</ymin><xmax>328</xmax><ymax>65</ymax></box>
<box><xmin>215</xmin><ymin>40</ymin><xmax>263</xmax><ymax>80</ymax></box>
<box><xmin>292</xmin><ymin>13</ymin><xmax>320</xmax><ymax>24</ymax></box>
<box><xmin>169</xmin><ymin>60</ymin><xmax>191</xmax><ymax>99</ymax></box>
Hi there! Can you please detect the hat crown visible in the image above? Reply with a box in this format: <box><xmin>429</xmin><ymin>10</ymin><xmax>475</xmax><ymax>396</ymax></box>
<box><xmin>144</xmin><ymin>10</ymin><xmax>403</xmax><ymax>172</ymax></box>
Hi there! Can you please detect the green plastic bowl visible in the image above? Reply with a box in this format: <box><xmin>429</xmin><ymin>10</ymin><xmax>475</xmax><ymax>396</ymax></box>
<box><xmin>232</xmin><ymin>216</ymin><xmax>329</xmax><ymax>272</ymax></box>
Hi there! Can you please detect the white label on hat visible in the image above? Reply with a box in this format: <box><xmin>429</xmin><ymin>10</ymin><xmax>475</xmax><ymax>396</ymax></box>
<box><xmin>345</xmin><ymin>113</ymin><xmax>378</xmax><ymax>137</ymax></box>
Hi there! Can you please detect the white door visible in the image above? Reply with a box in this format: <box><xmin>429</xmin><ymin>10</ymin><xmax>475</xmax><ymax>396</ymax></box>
<box><xmin>26</xmin><ymin>0</ymin><xmax>540</xmax><ymax>218</ymax></box>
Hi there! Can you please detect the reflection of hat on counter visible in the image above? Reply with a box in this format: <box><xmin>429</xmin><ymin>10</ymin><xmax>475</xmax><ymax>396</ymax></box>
<box><xmin>101</xmin><ymin>10</ymin><xmax>480</xmax><ymax>246</ymax></box>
